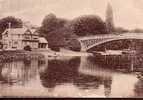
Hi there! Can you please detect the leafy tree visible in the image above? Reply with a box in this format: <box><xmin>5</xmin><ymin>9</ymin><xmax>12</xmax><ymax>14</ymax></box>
<box><xmin>67</xmin><ymin>39</ymin><xmax>81</xmax><ymax>51</ymax></box>
<box><xmin>39</xmin><ymin>14</ymin><xmax>69</xmax><ymax>50</ymax></box>
<box><xmin>68</xmin><ymin>15</ymin><xmax>108</xmax><ymax>36</ymax></box>
<box><xmin>39</xmin><ymin>14</ymin><xmax>108</xmax><ymax>51</ymax></box>
<box><xmin>39</xmin><ymin>13</ymin><xmax>67</xmax><ymax>37</ymax></box>
<box><xmin>0</xmin><ymin>16</ymin><xmax>23</xmax><ymax>35</ymax></box>
<box><xmin>47</xmin><ymin>28</ymin><xmax>67</xmax><ymax>48</ymax></box>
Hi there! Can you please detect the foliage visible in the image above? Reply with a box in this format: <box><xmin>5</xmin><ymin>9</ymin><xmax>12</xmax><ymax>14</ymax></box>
<box><xmin>0</xmin><ymin>16</ymin><xmax>23</xmax><ymax>36</ymax></box>
<box><xmin>130</xmin><ymin>28</ymin><xmax>143</xmax><ymax>33</ymax></box>
<box><xmin>39</xmin><ymin>13</ymin><xmax>67</xmax><ymax>37</ymax></box>
<box><xmin>115</xmin><ymin>27</ymin><xmax>129</xmax><ymax>33</ymax></box>
<box><xmin>39</xmin><ymin>14</ymin><xmax>110</xmax><ymax>51</ymax></box>
<box><xmin>68</xmin><ymin>15</ymin><xmax>108</xmax><ymax>36</ymax></box>
<box><xmin>38</xmin><ymin>13</ymin><xmax>69</xmax><ymax>50</ymax></box>
<box><xmin>67</xmin><ymin>39</ymin><xmax>81</xmax><ymax>51</ymax></box>
<box><xmin>47</xmin><ymin>28</ymin><xmax>67</xmax><ymax>47</ymax></box>
<box><xmin>24</xmin><ymin>45</ymin><xmax>32</xmax><ymax>51</ymax></box>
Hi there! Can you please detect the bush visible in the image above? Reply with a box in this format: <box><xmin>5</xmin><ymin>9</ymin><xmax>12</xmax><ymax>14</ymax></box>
<box><xmin>68</xmin><ymin>39</ymin><xmax>81</xmax><ymax>51</ymax></box>
<box><xmin>24</xmin><ymin>45</ymin><xmax>31</xmax><ymax>51</ymax></box>
<box><xmin>50</xmin><ymin>46</ymin><xmax>60</xmax><ymax>52</ymax></box>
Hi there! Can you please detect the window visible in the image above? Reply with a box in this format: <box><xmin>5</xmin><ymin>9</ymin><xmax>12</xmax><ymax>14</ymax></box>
<box><xmin>12</xmin><ymin>47</ymin><xmax>17</xmax><ymax>49</ymax></box>
<box><xmin>18</xmin><ymin>34</ymin><xmax>21</xmax><ymax>38</ymax></box>
<box><xmin>33</xmin><ymin>37</ymin><xmax>38</xmax><ymax>39</ymax></box>
<box><xmin>24</xmin><ymin>35</ymin><xmax>31</xmax><ymax>39</ymax></box>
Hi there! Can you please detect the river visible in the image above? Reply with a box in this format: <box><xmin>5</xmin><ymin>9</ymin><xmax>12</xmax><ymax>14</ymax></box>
<box><xmin>0</xmin><ymin>53</ymin><xmax>143</xmax><ymax>98</ymax></box>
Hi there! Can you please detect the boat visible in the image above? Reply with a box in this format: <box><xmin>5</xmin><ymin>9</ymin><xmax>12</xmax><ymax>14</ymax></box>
<box><xmin>92</xmin><ymin>50</ymin><xmax>123</xmax><ymax>56</ymax></box>
<box><xmin>122</xmin><ymin>49</ymin><xmax>137</xmax><ymax>54</ymax></box>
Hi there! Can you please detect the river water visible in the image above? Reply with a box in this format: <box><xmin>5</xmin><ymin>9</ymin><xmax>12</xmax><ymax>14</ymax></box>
<box><xmin>0</xmin><ymin>54</ymin><xmax>143</xmax><ymax>98</ymax></box>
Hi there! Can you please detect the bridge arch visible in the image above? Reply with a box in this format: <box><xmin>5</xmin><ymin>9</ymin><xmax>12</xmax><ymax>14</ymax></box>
<box><xmin>88</xmin><ymin>39</ymin><xmax>143</xmax><ymax>52</ymax></box>
<box><xmin>78</xmin><ymin>33</ymin><xmax>143</xmax><ymax>51</ymax></box>
<box><xmin>87</xmin><ymin>38</ymin><xmax>137</xmax><ymax>51</ymax></box>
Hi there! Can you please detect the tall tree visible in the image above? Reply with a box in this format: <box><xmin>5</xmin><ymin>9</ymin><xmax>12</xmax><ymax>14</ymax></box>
<box><xmin>105</xmin><ymin>2</ymin><xmax>115</xmax><ymax>33</ymax></box>
<box><xmin>0</xmin><ymin>16</ymin><xmax>23</xmax><ymax>35</ymax></box>
<box><xmin>39</xmin><ymin>13</ymin><xmax>67</xmax><ymax>37</ymax></box>
<box><xmin>68</xmin><ymin>15</ymin><xmax>108</xmax><ymax>36</ymax></box>
<box><xmin>39</xmin><ymin>13</ymin><xmax>68</xmax><ymax>50</ymax></box>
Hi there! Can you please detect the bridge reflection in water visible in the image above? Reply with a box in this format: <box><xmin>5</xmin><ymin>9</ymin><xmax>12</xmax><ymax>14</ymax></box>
<box><xmin>0</xmin><ymin>55</ymin><xmax>143</xmax><ymax>97</ymax></box>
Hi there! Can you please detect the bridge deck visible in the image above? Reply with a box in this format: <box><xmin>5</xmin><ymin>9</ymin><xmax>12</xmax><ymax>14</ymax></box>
<box><xmin>78</xmin><ymin>33</ymin><xmax>143</xmax><ymax>51</ymax></box>
<box><xmin>78</xmin><ymin>33</ymin><xmax>143</xmax><ymax>40</ymax></box>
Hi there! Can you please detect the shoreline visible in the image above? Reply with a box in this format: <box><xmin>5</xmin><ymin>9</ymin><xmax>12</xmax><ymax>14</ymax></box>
<box><xmin>0</xmin><ymin>50</ymin><xmax>45</xmax><ymax>62</ymax></box>
<box><xmin>36</xmin><ymin>48</ymin><xmax>93</xmax><ymax>57</ymax></box>
<box><xmin>0</xmin><ymin>49</ymin><xmax>92</xmax><ymax>62</ymax></box>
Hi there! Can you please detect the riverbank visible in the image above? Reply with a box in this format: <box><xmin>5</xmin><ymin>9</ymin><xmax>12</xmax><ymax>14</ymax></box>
<box><xmin>0</xmin><ymin>48</ymin><xmax>92</xmax><ymax>63</ymax></box>
<box><xmin>0</xmin><ymin>50</ymin><xmax>45</xmax><ymax>62</ymax></box>
<box><xmin>36</xmin><ymin>48</ymin><xmax>93</xmax><ymax>57</ymax></box>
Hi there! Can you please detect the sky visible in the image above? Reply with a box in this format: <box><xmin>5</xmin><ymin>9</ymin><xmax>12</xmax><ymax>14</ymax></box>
<box><xmin>0</xmin><ymin>0</ymin><xmax>143</xmax><ymax>29</ymax></box>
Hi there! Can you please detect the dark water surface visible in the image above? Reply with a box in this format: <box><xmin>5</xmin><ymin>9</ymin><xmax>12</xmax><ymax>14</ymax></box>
<box><xmin>0</xmin><ymin>54</ymin><xmax>143</xmax><ymax>98</ymax></box>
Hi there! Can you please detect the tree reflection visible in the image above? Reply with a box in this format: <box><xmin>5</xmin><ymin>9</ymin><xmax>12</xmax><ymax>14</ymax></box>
<box><xmin>134</xmin><ymin>72</ymin><xmax>143</xmax><ymax>97</ymax></box>
<box><xmin>40</xmin><ymin>56</ymin><xmax>112</xmax><ymax>97</ymax></box>
<box><xmin>39</xmin><ymin>57</ymin><xmax>81</xmax><ymax>88</ymax></box>
<box><xmin>103</xmin><ymin>77</ymin><xmax>112</xmax><ymax>97</ymax></box>
<box><xmin>73</xmin><ymin>74</ymin><xmax>102</xmax><ymax>89</ymax></box>
<box><xmin>73</xmin><ymin>73</ymin><xmax>112</xmax><ymax>97</ymax></box>
<box><xmin>78</xmin><ymin>56</ymin><xmax>113</xmax><ymax>97</ymax></box>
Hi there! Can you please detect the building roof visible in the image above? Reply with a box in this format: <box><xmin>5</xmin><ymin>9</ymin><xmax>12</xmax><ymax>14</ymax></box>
<box><xmin>2</xmin><ymin>28</ymin><xmax>26</xmax><ymax>35</ymax></box>
<box><xmin>2</xmin><ymin>28</ymin><xmax>38</xmax><ymax>35</ymax></box>
<box><xmin>30</xmin><ymin>29</ymin><xmax>39</xmax><ymax>35</ymax></box>
<box><xmin>39</xmin><ymin>37</ymin><xmax>48</xmax><ymax>43</ymax></box>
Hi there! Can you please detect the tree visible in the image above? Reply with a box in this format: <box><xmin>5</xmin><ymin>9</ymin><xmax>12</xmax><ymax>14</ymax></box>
<box><xmin>68</xmin><ymin>15</ymin><xmax>108</xmax><ymax>36</ymax></box>
<box><xmin>39</xmin><ymin>14</ymin><xmax>108</xmax><ymax>51</ymax></box>
<box><xmin>115</xmin><ymin>27</ymin><xmax>129</xmax><ymax>33</ymax></box>
<box><xmin>0</xmin><ymin>16</ymin><xmax>23</xmax><ymax>35</ymax></box>
<box><xmin>130</xmin><ymin>28</ymin><xmax>143</xmax><ymax>33</ymax></box>
<box><xmin>67</xmin><ymin>39</ymin><xmax>81</xmax><ymax>51</ymax></box>
<box><xmin>39</xmin><ymin>13</ymin><xmax>67</xmax><ymax>37</ymax></box>
<box><xmin>105</xmin><ymin>2</ymin><xmax>115</xmax><ymax>33</ymax></box>
<box><xmin>39</xmin><ymin>13</ymin><xmax>69</xmax><ymax>50</ymax></box>
<box><xmin>47</xmin><ymin>28</ymin><xmax>67</xmax><ymax>51</ymax></box>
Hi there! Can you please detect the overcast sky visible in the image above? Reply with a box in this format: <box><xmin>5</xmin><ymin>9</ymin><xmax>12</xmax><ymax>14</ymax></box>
<box><xmin>0</xmin><ymin>0</ymin><xmax>143</xmax><ymax>29</ymax></box>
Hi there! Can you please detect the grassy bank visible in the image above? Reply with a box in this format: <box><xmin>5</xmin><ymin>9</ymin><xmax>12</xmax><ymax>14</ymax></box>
<box><xmin>0</xmin><ymin>50</ymin><xmax>45</xmax><ymax>62</ymax></box>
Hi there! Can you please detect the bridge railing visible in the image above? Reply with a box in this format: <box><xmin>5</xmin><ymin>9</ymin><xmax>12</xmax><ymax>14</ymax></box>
<box><xmin>79</xmin><ymin>33</ymin><xmax>143</xmax><ymax>51</ymax></box>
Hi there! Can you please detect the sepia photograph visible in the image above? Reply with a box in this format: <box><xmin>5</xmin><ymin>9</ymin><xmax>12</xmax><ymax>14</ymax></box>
<box><xmin>0</xmin><ymin>0</ymin><xmax>143</xmax><ymax>98</ymax></box>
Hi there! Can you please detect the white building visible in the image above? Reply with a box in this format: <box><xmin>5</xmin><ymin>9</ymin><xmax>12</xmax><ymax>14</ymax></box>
<box><xmin>2</xmin><ymin>27</ymin><xmax>42</xmax><ymax>50</ymax></box>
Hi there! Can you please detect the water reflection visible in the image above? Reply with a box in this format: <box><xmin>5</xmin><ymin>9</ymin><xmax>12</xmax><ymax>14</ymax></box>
<box><xmin>0</xmin><ymin>58</ymin><xmax>48</xmax><ymax>97</ymax></box>
<box><xmin>40</xmin><ymin>57</ymin><xmax>80</xmax><ymax>88</ymax></box>
<box><xmin>39</xmin><ymin>56</ymin><xmax>113</xmax><ymax>97</ymax></box>
<box><xmin>0</xmin><ymin>59</ymin><xmax>44</xmax><ymax>85</ymax></box>
<box><xmin>89</xmin><ymin>54</ymin><xmax>143</xmax><ymax>73</ymax></box>
<box><xmin>0</xmin><ymin>54</ymin><xmax>143</xmax><ymax>97</ymax></box>
<box><xmin>133</xmin><ymin>72</ymin><xmax>143</xmax><ymax>98</ymax></box>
